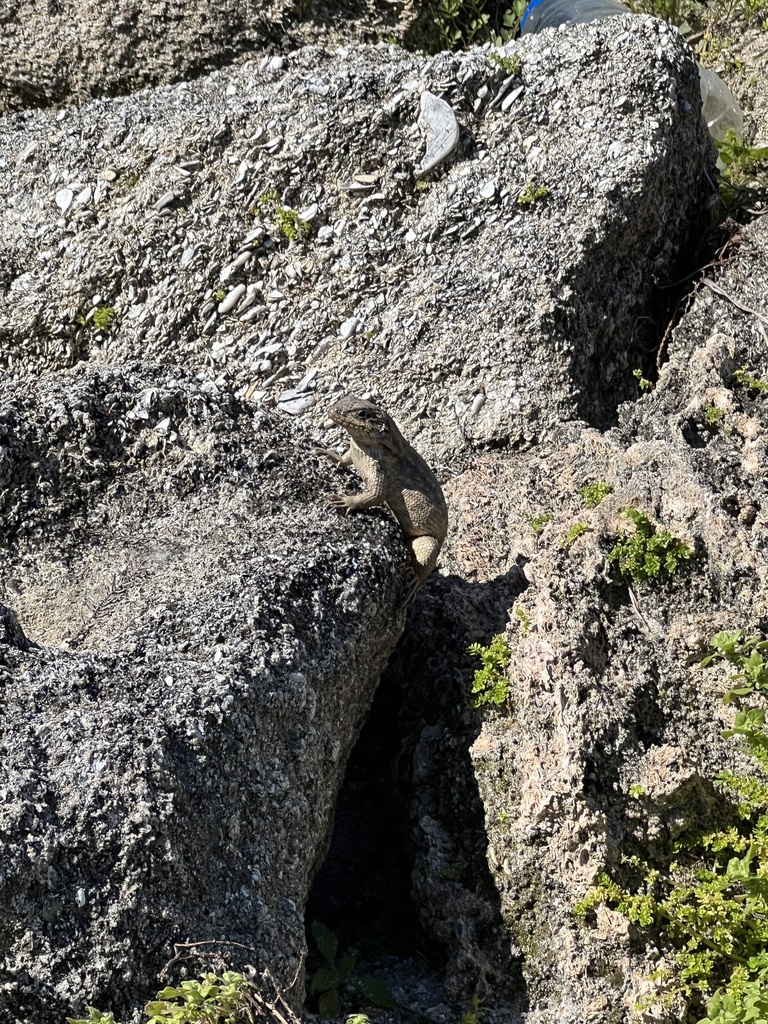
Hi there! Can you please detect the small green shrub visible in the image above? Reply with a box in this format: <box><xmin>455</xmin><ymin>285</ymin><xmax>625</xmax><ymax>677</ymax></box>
<box><xmin>430</xmin><ymin>0</ymin><xmax>523</xmax><ymax>48</ymax></box>
<box><xmin>487</xmin><ymin>52</ymin><xmax>521</xmax><ymax>75</ymax></box>
<box><xmin>513</xmin><ymin>605</ymin><xmax>531</xmax><ymax>636</ymax></box>
<box><xmin>92</xmin><ymin>307</ymin><xmax>116</xmax><ymax>332</ymax></box>
<box><xmin>256</xmin><ymin>189</ymin><xmax>310</xmax><ymax>242</ymax></box>
<box><xmin>732</xmin><ymin>366</ymin><xmax>768</xmax><ymax>393</ymax></box>
<box><xmin>575</xmin><ymin>630</ymin><xmax>768</xmax><ymax>1024</ymax></box>
<box><xmin>517</xmin><ymin>182</ymin><xmax>548</xmax><ymax>205</ymax></box>
<box><xmin>273</xmin><ymin>206</ymin><xmax>310</xmax><ymax>241</ymax></box>
<box><xmin>562</xmin><ymin>521</ymin><xmax>590</xmax><ymax>550</ymax></box>
<box><xmin>704</xmin><ymin>404</ymin><xmax>725</xmax><ymax>426</ymax></box>
<box><xmin>608</xmin><ymin>508</ymin><xmax>693</xmax><ymax>584</ymax></box>
<box><xmin>701</xmin><ymin>630</ymin><xmax>768</xmax><ymax>704</ymax></box>
<box><xmin>468</xmin><ymin>634</ymin><xmax>511</xmax><ymax>708</ymax></box>
<box><xmin>580</xmin><ymin>481</ymin><xmax>611</xmax><ymax>508</ymax></box>
<box><xmin>633</xmin><ymin>368</ymin><xmax>654</xmax><ymax>391</ymax></box>
<box><xmin>459</xmin><ymin>994</ymin><xmax>485</xmax><ymax>1024</ymax></box>
<box><xmin>526</xmin><ymin>513</ymin><xmax>553</xmax><ymax>536</ymax></box>
<box><xmin>67</xmin><ymin>972</ymin><xmax>256</xmax><ymax>1024</ymax></box>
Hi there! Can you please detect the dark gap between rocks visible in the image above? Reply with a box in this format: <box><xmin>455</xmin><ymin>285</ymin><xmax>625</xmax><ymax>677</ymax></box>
<box><xmin>304</xmin><ymin>669</ymin><xmax>447</xmax><ymax>1011</ymax></box>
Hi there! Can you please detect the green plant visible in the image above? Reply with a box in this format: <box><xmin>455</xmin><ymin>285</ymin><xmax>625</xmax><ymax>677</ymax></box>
<box><xmin>628</xmin><ymin>784</ymin><xmax>646</xmax><ymax>798</ymax></box>
<box><xmin>526</xmin><ymin>513</ymin><xmax>553</xmax><ymax>536</ymax></box>
<box><xmin>704</xmin><ymin>404</ymin><xmax>725</xmax><ymax>426</ymax></box>
<box><xmin>346</xmin><ymin>1016</ymin><xmax>371</xmax><ymax>1024</ymax></box>
<box><xmin>309</xmin><ymin>921</ymin><xmax>396</xmax><ymax>1017</ymax></box>
<box><xmin>517</xmin><ymin>181</ymin><xmax>548</xmax><ymax>205</ymax></box>
<box><xmin>214</xmin><ymin>289</ymin><xmax>226</xmax><ymax>302</ymax></box>
<box><xmin>608</xmin><ymin>508</ymin><xmax>693</xmax><ymax>585</ymax></box>
<box><xmin>121</xmin><ymin>169</ymin><xmax>141</xmax><ymax>189</ymax></box>
<box><xmin>633</xmin><ymin>368</ymin><xmax>654</xmax><ymax>391</ymax></box>
<box><xmin>716</xmin><ymin>132</ymin><xmax>768</xmax><ymax>187</ymax></box>
<box><xmin>715</xmin><ymin>131</ymin><xmax>768</xmax><ymax>215</ymax></box>
<box><xmin>468</xmin><ymin>634</ymin><xmax>511</xmax><ymax>708</ymax></box>
<box><xmin>67</xmin><ymin>972</ymin><xmax>257</xmax><ymax>1024</ymax></box>
<box><xmin>732</xmin><ymin>366</ymin><xmax>768</xmax><ymax>393</ymax></box>
<box><xmin>273</xmin><ymin>206</ymin><xmax>310</xmax><ymax>242</ymax></box>
<box><xmin>574</xmin><ymin>632</ymin><xmax>768</xmax><ymax>1023</ymax></box>
<box><xmin>432</xmin><ymin>0</ymin><xmax>524</xmax><ymax>47</ymax></box>
<box><xmin>459</xmin><ymin>993</ymin><xmax>485</xmax><ymax>1024</ymax></box>
<box><xmin>487</xmin><ymin>52</ymin><xmax>521</xmax><ymax>75</ymax></box>
<box><xmin>580</xmin><ymin>481</ymin><xmax>612</xmax><ymax>508</ymax></box>
<box><xmin>562</xmin><ymin>521</ymin><xmax>591</xmax><ymax>550</ymax></box>
<box><xmin>701</xmin><ymin>630</ymin><xmax>768</xmax><ymax>704</ymax></box>
<box><xmin>513</xmin><ymin>605</ymin><xmax>531</xmax><ymax>636</ymax></box>
<box><xmin>255</xmin><ymin>189</ymin><xmax>311</xmax><ymax>242</ymax></box>
<box><xmin>92</xmin><ymin>307</ymin><xmax>116</xmax><ymax>332</ymax></box>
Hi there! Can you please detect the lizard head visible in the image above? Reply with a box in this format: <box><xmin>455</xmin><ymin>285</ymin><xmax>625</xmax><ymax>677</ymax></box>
<box><xmin>327</xmin><ymin>394</ymin><xmax>405</xmax><ymax>454</ymax></box>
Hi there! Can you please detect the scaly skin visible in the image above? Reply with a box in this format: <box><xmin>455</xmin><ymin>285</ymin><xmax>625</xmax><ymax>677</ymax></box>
<box><xmin>320</xmin><ymin>395</ymin><xmax>448</xmax><ymax>595</ymax></box>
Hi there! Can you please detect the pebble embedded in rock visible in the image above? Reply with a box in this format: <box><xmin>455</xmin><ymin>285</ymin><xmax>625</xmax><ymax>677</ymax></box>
<box><xmin>339</xmin><ymin>317</ymin><xmax>361</xmax><ymax>339</ymax></box>
<box><xmin>218</xmin><ymin>284</ymin><xmax>246</xmax><ymax>314</ymax></box>
<box><xmin>153</xmin><ymin>191</ymin><xmax>176</xmax><ymax>212</ymax></box>
<box><xmin>416</xmin><ymin>91</ymin><xmax>459</xmax><ymax>177</ymax></box>
<box><xmin>55</xmin><ymin>188</ymin><xmax>73</xmax><ymax>212</ymax></box>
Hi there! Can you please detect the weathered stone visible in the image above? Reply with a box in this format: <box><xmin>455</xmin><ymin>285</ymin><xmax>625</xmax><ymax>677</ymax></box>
<box><xmin>0</xmin><ymin>362</ymin><xmax>409</xmax><ymax>1023</ymax></box>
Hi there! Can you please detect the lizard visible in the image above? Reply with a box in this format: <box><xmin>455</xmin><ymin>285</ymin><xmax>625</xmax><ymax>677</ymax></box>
<box><xmin>318</xmin><ymin>394</ymin><xmax>448</xmax><ymax>600</ymax></box>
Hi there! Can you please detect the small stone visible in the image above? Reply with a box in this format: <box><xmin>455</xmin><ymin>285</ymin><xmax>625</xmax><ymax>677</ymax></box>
<box><xmin>479</xmin><ymin>180</ymin><xmax>496</xmax><ymax>201</ymax></box>
<box><xmin>218</xmin><ymin>284</ymin><xmax>246</xmax><ymax>314</ymax></box>
<box><xmin>298</xmin><ymin>203</ymin><xmax>318</xmax><ymax>222</ymax></box>
<box><xmin>268</xmin><ymin>56</ymin><xmax>285</xmax><ymax>72</ymax></box>
<box><xmin>501</xmin><ymin>85</ymin><xmax>525</xmax><ymax>112</ymax></box>
<box><xmin>55</xmin><ymin>188</ymin><xmax>73</xmax><ymax>212</ymax></box>
<box><xmin>278</xmin><ymin>392</ymin><xmax>316</xmax><ymax>415</ymax></box>
<box><xmin>153</xmin><ymin>191</ymin><xmax>176</xmax><ymax>212</ymax></box>
<box><xmin>339</xmin><ymin>317</ymin><xmax>360</xmax><ymax>339</ymax></box>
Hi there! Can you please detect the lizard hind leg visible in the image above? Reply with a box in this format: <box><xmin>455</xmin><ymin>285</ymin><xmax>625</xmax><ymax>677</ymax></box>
<box><xmin>409</xmin><ymin>535</ymin><xmax>441</xmax><ymax>580</ymax></box>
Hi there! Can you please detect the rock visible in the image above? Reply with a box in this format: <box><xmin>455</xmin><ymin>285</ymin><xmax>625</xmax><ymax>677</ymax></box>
<box><xmin>0</xmin><ymin>0</ymin><xmax>437</xmax><ymax>115</ymax></box>
<box><xmin>0</xmin><ymin>362</ymin><xmax>409</xmax><ymax>1023</ymax></box>
<box><xmin>394</xmin><ymin>213</ymin><xmax>768</xmax><ymax>1021</ymax></box>
<box><xmin>0</xmin><ymin>24</ymin><xmax>713</xmax><ymax>467</ymax></box>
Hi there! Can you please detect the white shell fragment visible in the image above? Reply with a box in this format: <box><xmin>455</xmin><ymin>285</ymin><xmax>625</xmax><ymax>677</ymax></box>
<box><xmin>277</xmin><ymin>391</ymin><xmax>316</xmax><ymax>415</ymax></box>
<box><xmin>55</xmin><ymin>188</ymin><xmax>73</xmax><ymax>212</ymax></box>
<box><xmin>416</xmin><ymin>91</ymin><xmax>459</xmax><ymax>177</ymax></box>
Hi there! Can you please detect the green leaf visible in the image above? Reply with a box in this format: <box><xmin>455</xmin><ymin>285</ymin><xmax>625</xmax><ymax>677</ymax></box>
<box><xmin>310</xmin><ymin>966</ymin><xmax>338</xmax><ymax>994</ymax></box>
<box><xmin>318</xmin><ymin>989</ymin><xmax>341</xmax><ymax>1017</ymax></box>
<box><xmin>352</xmin><ymin>976</ymin><xmax>398</xmax><ymax>1008</ymax></box>
<box><xmin>311</xmin><ymin>920</ymin><xmax>338</xmax><ymax>967</ymax></box>
<box><xmin>336</xmin><ymin>953</ymin><xmax>356</xmax><ymax>983</ymax></box>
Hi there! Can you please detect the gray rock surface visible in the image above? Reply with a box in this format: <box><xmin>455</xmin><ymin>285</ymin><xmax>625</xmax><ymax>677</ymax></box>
<box><xmin>0</xmin><ymin>19</ymin><xmax>712</xmax><ymax>470</ymax></box>
<box><xmin>0</xmin><ymin>7</ymin><xmax>737</xmax><ymax>1023</ymax></box>
<box><xmin>397</xmin><ymin>214</ymin><xmax>768</xmax><ymax>1022</ymax></box>
<box><xmin>0</xmin><ymin>0</ymin><xmax>433</xmax><ymax>115</ymax></box>
<box><xmin>0</xmin><ymin>362</ymin><xmax>409</xmax><ymax>1023</ymax></box>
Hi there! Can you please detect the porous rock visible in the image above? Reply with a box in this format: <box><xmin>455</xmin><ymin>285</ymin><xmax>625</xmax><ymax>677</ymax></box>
<box><xmin>0</xmin><ymin>361</ymin><xmax>409</xmax><ymax>1023</ymax></box>
<box><xmin>0</xmin><ymin>0</ymin><xmax>433</xmax><ymax>115</ymax></box>
<box><xmin>0</xmin><ymin>20</ymin><xmax>713</xmax><ymax>471</ymax></box>
<box><xmin>395</xmin><ymin>215</ymin><xmax>768</xmax><ymax>1021</ymax></box>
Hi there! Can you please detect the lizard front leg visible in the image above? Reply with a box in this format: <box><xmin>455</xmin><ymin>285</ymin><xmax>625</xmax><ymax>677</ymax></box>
<box><xmin>328</xmin><ymin>457</ymin><xmax>387</xmax><ymax>514</ymax></box>
<box><xmin>315</xmin><ymin>446</ymin><xmax>354</xmax><ymax>469</ymax></box>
